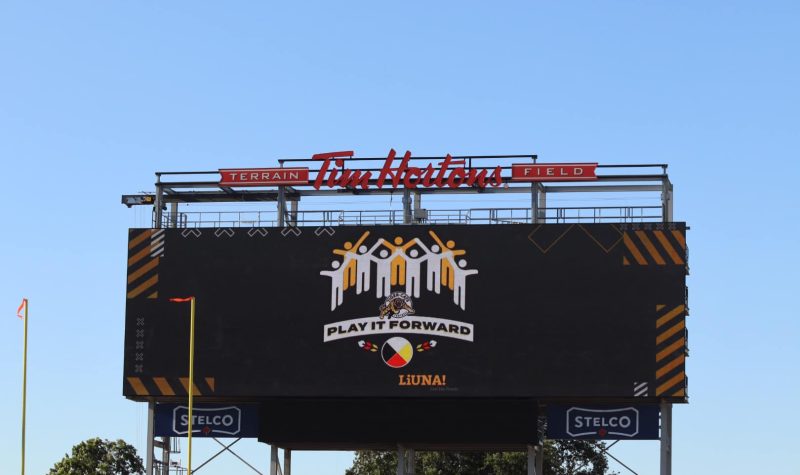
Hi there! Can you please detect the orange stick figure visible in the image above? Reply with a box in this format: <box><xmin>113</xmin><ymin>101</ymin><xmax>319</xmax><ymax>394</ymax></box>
<box><xmin>382</xmin><ymin>237</ymin><xmax>417</xmax><ymax>286</ymax></box>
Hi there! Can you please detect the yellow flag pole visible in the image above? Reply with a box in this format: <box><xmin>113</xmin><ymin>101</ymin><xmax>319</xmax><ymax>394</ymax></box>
<box><xmin>187</xmin><ymin>296</ymin><xmax>196</xmax><ymax>475</ymax></box>
<box><xmin>21</xmin><ymin>298</ymin><xmax>28</xmax><ymax>475</ymax></box>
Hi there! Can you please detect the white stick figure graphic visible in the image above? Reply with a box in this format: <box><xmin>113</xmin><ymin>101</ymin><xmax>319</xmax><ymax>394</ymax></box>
<box><xmin>404</xmin><ymin>246</ymin><xmax>427</xmax><ymax>298</ymax></box>
<box><xmin>356</xmin><ymin>239</ymin><xmax>385</xmax><ymax>295</ymax></box>
<box><xmin>451</xmin><ymin>257</ymin><xmax>478</xmax><ymax>310</ymax></box>
<box><xmin>368</xmin><ymin>242</ymin><xmax>392</xmax><ymax>299</ymax></box>
<box><xmin>319</xmin><ymin>259</ymin><xmax>348</xmax><ymax>310</ymax></box>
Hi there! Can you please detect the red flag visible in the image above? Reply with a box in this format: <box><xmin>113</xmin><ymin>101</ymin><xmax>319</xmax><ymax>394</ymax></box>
<box><xmin>169</xmin><ymin>297</ymin><xmax>193</xmax><ymax>303</ymax></box>
<box><xmin>17</xmin><ymin>298</ymin><xmax>27</xmax><ymax>319</ymax></box>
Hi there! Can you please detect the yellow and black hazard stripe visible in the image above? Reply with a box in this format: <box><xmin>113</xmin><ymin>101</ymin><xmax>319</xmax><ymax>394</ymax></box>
<box><xmin>125</xmin><ymin>376</ymin><xmax>216</xmax><ymax>397</ymax></box>
<box><xmin>127</xmin><ymin>229</ymin><xmax>165</xmax><ymax>299</ymax></box>
<box><xmin>654</xmin><ymin>304</ymin><xmax>687</xmax><ymax>398</ymax></box>
<box><xmin>623</xmin><ymin>229</ymin><xmax>686</xmax><ymax>266</ymax></box>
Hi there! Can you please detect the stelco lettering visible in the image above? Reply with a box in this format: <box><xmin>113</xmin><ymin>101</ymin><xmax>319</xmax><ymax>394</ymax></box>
<box><xmin>180</xmin><ymin>414</ymin><xmax>235</xmax><ymax>427</ymax></box>
<box><xmin>573</xmin><ymin>415</ymin><xmax>632</xmax><ymax>429</ymax></box>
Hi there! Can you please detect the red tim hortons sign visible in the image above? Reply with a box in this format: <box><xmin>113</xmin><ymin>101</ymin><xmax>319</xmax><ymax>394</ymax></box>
<box><xmin>218</xmin><ymin>149</ymin><xmax>598</xmax><ymax>189</ymax></box>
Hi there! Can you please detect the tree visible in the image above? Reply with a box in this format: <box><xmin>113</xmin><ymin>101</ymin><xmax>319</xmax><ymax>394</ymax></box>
<box><xmin>346</xmin><ymin>440</ymin><xmax>615</xmax><ymax>475</ymax></box>
<box><xmin>49</xmin><ymin>438</ymin><xmax>144</xmax><ymax>475</ymax></box>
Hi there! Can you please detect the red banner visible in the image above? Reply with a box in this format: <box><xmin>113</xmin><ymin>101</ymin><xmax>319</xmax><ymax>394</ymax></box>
<box><xmin>511</xmin><ymin>163</ymin><xmax>598</xmax><ymax>182</ymax></box>
<box><xmin>219</xmin><ymin>168</ymin><xmax>310</xmax><ymax>187</ymax></box>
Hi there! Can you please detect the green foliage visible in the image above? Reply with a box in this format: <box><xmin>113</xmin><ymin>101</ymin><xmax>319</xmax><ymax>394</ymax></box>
<box><xmin>346</xmin><ymin>441</ymin><xmax>615</xmax><ymax>475</ymax></box>
<box><xmin>48</xmin><ymin>438</ymin><xmax>144</xmax><ymax>475</ymax></box>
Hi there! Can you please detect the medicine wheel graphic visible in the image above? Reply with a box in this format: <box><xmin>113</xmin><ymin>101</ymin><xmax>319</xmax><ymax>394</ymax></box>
<box><xmin>381</xmin><ymin>337</ymin><xmax>414</xmax><ymax>368</ymax></box>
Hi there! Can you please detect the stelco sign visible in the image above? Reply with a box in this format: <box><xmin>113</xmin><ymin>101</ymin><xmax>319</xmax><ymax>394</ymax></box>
<box><xmin>219</xmin><ymin>149</ymin><xmax>598</xmax><ymax>189</ymax></box>
<box><xmin>546</xmin><ymin>405</ymin><xmax>660</xmax><ymax>440</ymax></box>
<box><xmin>154</xmin><ymin>404</ymin><xmax>259</xmax><ymax>438</ymax></box>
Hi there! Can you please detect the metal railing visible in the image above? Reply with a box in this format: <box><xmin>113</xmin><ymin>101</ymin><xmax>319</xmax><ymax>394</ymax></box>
<box><xmin>158</xmin><ymin>206</ymin><xmax>663</xmax><ymax>228</ymax></box>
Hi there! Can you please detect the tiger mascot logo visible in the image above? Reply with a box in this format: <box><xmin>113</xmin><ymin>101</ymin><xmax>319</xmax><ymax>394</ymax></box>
<box><xmin>379</xmin><ymin>291</ymin><xmax>415</xmax><ymax>320</ymax></box>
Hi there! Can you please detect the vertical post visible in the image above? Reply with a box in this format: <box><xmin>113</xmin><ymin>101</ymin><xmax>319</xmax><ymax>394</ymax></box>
<box><xmin>277</xmin><ymin>186</ymin><xmax>286</xmax><ymax>227</ymax></box>
<box><xmin>396</xmin><ymin>444</ymin><xmax>406</xmax><ymax>475</ymax></box>
<box><xmin>169</xmin><ymin>202</ymin><xmax>178</xmax><ymax>228</ymax></box>
<box><xmin>146</xmin><ymin>402</ymin><xmax>155</xmax><ymax>475</ymax></box>
<box><xmin>402</xmin><ymin>189</ymin><xmax>412</xmax><ymax>224</ymax></box>
<box><xmin>537</xmin><ymin>184</ymin><xmax>547</xmax><ymax>222</ymax></box>
<box><xmin>527</xmin><ymin>444</ymin><xmax>537</xmax><ymax>475</ymax></box>
<box><xmin>406</xmin><ymin>448</ymin><xmax>415</xmax><ymax>475</ymax></box>
<box><xmin>535</xmin><ymin>444</ymin><xmax>543</xmax><ymax>475</ymax></box>
<box><xmin>660</xmin><ymin>401</ymin><xmax>672</xmax><ymax>475</ymax></box>
<box><xmin>270</xmin><ymin>445</ymin><xmax>279</xmax><ymax>475</ymax></box>
<box><xmin>413</xmin><ymin>191</ymin><xmax>422</xmax><ymax>223</ymax></box>
<box><xmin>289</xmin><ymin>200</ymin><xmax>298</xmax><ymax>227</ymax></box>
<box><xmin>187</xmin><ymin>297</ymin><xmax>196</xmax><ymax>475</ymax></box>
<box><xmin>283</xmin><ymin>448</ymin><xmax>291</xmax><ymax>475</ymax></box>
<box><xmin>20</xmin><ymin>299</ymin><xmax>28</xmax><ymax>475</ymax></box>
<box><xmin>663</xmin><ymin>178</ymin><xmax>673</xmax><ymax>222</ymax></box>
<box><xmin>531</xmin><ymin>184</ymin><xmax>539</xmax><ymax>224</ymax></box>
<box><xmin>160</xmin><ymin>437</ymin><xmax>170</xmax><ymax>475</ymax></box>
<box><xmin>154</xmin><ymin>175</ymin><xmax>164</xmax><ymax>229</ymax></box>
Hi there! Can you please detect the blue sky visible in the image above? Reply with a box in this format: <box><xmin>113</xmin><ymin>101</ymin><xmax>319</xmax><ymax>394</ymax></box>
<box><xmin>1</xmin><ymin>1</ymin><xmax>798</xmax><ymax>474</ymax></box>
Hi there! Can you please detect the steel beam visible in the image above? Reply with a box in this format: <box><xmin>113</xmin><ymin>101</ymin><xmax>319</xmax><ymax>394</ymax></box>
<box><xmin>270</xmin><ymin>445</ymin><xmax>279</xmax><ymax>475</ymax></box>
<box><xmin>146</xmin><ymin>402</ymin><xmax>155</xmax><ymax>475</ymax></box>
<box><xmin>660</xmin><ymin>402</ymin><xmax>672</xmax><ymax>475</ymax></box>
<box><xmin>283</xmin><ymin>449</ymin><xmax>291</xmax><ymax>475</ymax></box>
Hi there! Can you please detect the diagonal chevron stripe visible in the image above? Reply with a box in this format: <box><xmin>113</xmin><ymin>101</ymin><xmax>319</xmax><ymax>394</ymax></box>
<box><xmin>127</xmin><ymin>275</ymin><xmax>158</xmax><ymax>299</ymax></box>
<box><xmin>656</xmin><ymin>354</ymin><xmax>685</xmax><ymax>379</ymax></box>
<box><xmin>657</xmin><ymin>337</ymin><xmax>686</xmax><ymax>362</ymax></box>
<box><xmin>128</xmin><ymin>246</ymin><xmax>151</xmax><ymax>267</ymax></box>
<box><xmin>636</xmin><ymin>230</ymin><xmax>666</xmax><ymax>265</ymax></box>
<box><xmin>657</xmin><ymin>304</ymin><xmax>685</xmax><ymax>328</ymax></box>
<box><xmin>671</xmin><ymin>230</ymin><xmax>686</xmax><ymax>249</ymax></box>
<box><xmin>153</xmin><ymin>377</ymin><xmax>175</xmax><ymax>396</ymax></box>
<box><xmin>128</xmin><ymin>230</ymin><xmax>152</xmax><ymax>250</ymax></box>
<box><xmin>657</xmin><ymin>372</ymin><xmax>685</xmax><ymax>395</ymax></box>
<box><xmin>127</xmin><ymin>377</ymin><xmax>148</xmax><ymax>396</ymax></box>
<box><xmin>127</xmin><ymin>258</ymin><xmax>159</xmax><ymax>284</ymax></box>
<box><xmin>654</xmin><ymin>230</ymin><xmax>684</xmax><ymax>265</ymax></box>
<box><xmin>623</xmin><ymin>233</ymin><xmax>648</xmax><ymax>265</ymax></box>
<box><xmin>179</xmin><ymin>377</ymin><xmax>203</xmax><ymax>396</ymax></box>
<box><xmin>657</xmin><ymin>320</ymin><xmax>686</xmax><ymax>345</ymax></box>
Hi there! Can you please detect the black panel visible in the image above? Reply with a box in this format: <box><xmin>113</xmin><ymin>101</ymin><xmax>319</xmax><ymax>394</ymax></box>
<box><xmin>124</xmin><ymin>223</ymin><xmax>687</xmax><ymax>400</ymax></box>
<box><xmin>258</xmin><ymin>399</ymin><xmax>539</xmax><ymax>448</ymax></box>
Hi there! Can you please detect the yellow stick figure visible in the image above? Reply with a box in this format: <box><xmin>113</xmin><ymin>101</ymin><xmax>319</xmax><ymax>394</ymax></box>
<box><xmin>428</xmin><ymin>230</ymin><xmax>466</xmax><ymax>290</ymax></box>
<box><xmin>333</xmin><ymin>231</ymin><xmax>371</xmax><ymax>290</ymax></box>
<box><xmin>382</xmin><ymin>236</ymin><xmax>417</xmax><ymax>286</ymax></box>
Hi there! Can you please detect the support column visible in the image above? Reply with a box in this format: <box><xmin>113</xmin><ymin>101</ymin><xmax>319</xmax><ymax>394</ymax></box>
<box><xmin>406</xmin><ymin>448</ymin><xmax>415</xmax><ymax>475</ymax></box>
<box><xmin>146</xmin><ymin>402</ymin><xmax>155</xmax><ymax>475</ymax></box>
<box><xmin>527</xmin><ymin>444</ymin><xmax>537</xmax><ymax>475</ymax></box>
<box><xmin>160</xmin><ymin>437</ymin><xmax>170</xmax><ymax>475</ymax></box>
<box><xmin>413</xmin><ymin>191</ymin><xmax>422</xmax><ymax>223</ymax></box>
<box><xmin>283</xmin><ymin>448</ymin><xmax>291</xmax><ymax>475</ymax></box>
<box><xmin>289</xmin><ymin>200</ymin><xmax>298</xmax><ymax>227</ymax></box>
<box><xmin>402</xmin><ymin>189</ymin><xmax>412</xmax><ymax>224</ymax></box>
<box><xmin>660</xmin><ymin>401</ymin><xmax>672</xmax><ymax>475</ymax></box>
<box><xmin>153</xmin><ymin>178</ymin><xmax>164</xmax><ymax>228</ymax></box>
<box><xmin>663</xmin><ymin>178</ymin><xmax>673</xmax><ymax>222</ymax></box>
<box><xmin>537</xmin><ymin>184</ymin><xmax>547</xmax><ymax>222</ymax></box>
<box><xmin>396</xmin><ymin>444</ymin><xmax>406</xmax><ymax>475</ymax></box>
<box><xmin>535</xmin><ymin>444</ymin><xmax>543</xmax><ymax>475</ymax></box>
<box><xmin>531</xmin><ymin>183</ymin><xmax>545</xmax><ymax>223</ymax></box>
<box><xmin>270</xmin><ymin>445</ymin><xmax>279</xmax><ymax>475</ymax></box>
<box><xmin>277</xmin><ymin>186</ymin><xmax>286</xmax><ymax>227</ymax></box>
<box><xmin>169</xmin><ymin>202</ymin><xmax>178</xmax><ymax>228</ymax></box>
